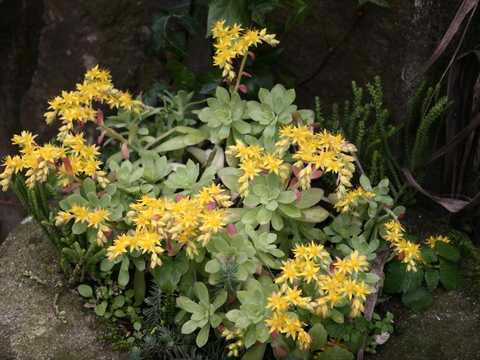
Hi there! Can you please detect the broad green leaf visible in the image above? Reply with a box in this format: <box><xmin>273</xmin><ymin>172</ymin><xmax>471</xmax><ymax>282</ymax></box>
<box><xmin>154</xmin><ymin>256</ymin><xmax>190</xmax><ymax>294</ymax></box>
<box><xmin>309</xmin><ymin>323</ymin><xmax>327</xmax><ymax>351</ymax></box>
<box><xmin>167</xmin><ymin>60</ymin><xmax>196</xmax><ymax>89</ymax></box>
<box><xmin>439</xmin><ymin>258</ymin><xmax>464</xmax><ymax>291</ymax></box>
<box><xmin>182</xmin><ymin>319</ymin><xmax>200</xmax><ymax>334</ymax></box>
<box><xmin>420</xmin><ymin>245</ymin><xmax>438</xmax><ymax>263</ymax></box>
<box><xmin>317</xmin><ymin>346</ymin><xmax>354</xmax><ymax>360</ymax></box>
<box><xmin>295</xmin><ymin>188</ymin><xmax>324</xmax><ymax>209</ymax></box>
<box><xmin>358</xmin><ymin>0</ymin><xmax>390</xmax><ymax>7</ymax></box>
<box><xmin>177</xmin><ymin>296</ymin><xmax>200</xmax><ymax>313</ymax></box>
<box><xmin>435</xmin><ymin>241</ymin><xmax>460</xmax><ymax>261</ymax></box>
<box><xmin>94</xmin><ymin>302</ymin><xmax>107</xmax><ymax>316</ymax></box>
<box><xmin>72</xmin><ymin>221</ymin><xmax>87</xmax><ymax>235</ymax></box>
<box><xmin>242</xmin><ymin>206</ymin><xmax>261</xmax><ymax>224</ymax></box>
<box><xmin>285</xmin><ymin>0</ymin><xmax>314</xmax><ymax>32</ymax></box>
<box><xmin>82</xmin><ymin>177</ymin><xmax>96</xmax><ymax>195</ymax></box>
<box><xmin>330</xmin><ymin>308</ymin><xmax>344</xmax><ymax>324</ymax></box>
<box><xmin>300</xmin><ymin>206</ymin><xmax>329</xmax><ymax>223</ymax></box>
<box><xmin>402</xmin><ymin>287</ymin><xmax>434</xmax><ymax>312</ymax></box>
<box><xmin>256</xmin><ymin>205</ymin><xmax>273</xmax><ymax>224</ymax></box>
<box><xmin>100</xmin><ymin>257</ymin><xmax>116</xmax><ymax>272</ymax></box>
<box><xmin>77</xmin><ymin>284</ymin><xmax>93</xmax><ymax>298</ymax></box>
<box><xmin>249</xmin><ymin>0</ymin><xmax>284</xmax><ymax>27</ymax></box>
<box><xmin>118</xmin><ymin>256</ymin><xmax>130</xmax><ymax>286</ymax></box>
<box><xmin>197</xmin><ymin>324</ymin><xmax>210</xmax><ymax>347</ymax></box>
<box><xmin>151</xmin><ymin>13</ymin><xmax>189</xmax><ymax>62</ymax></box>
<box><xmin>278</xmin><ymin>203</ymin><xmax>302</xmax><ymax>218</ymax></box>
<box><xmin>425</xmin><ymin>269</ymin><xmax>440</xmax><ymax>291</ymax></box>
<box><xmin>206</xmin><ymin>0</ymin><xmax>250</xmax><ymax>37</ymax></box>
<box><xmin>98</xmin><ymin>193</ymin><xmax>111</xmax><ymax>208</ymax></box>
<box><xmin>401</xmin><ymin>267</ymin><xmax>424</xmax><ymax>293</ymax></box>
<box><xmin>241</xmin><ymin>343</ymin><xmax>267</xmax><ymax>359</ymax></box>
<box><xmin>213</xmin><ymin>290</ymin><xmax>228</xmax><ymax>310</ymax></box>
<box><xmin>276</xmin><ymin>190</ymin><xmax>297</xmax><ymax>204</ymax></box>
<box><xmin>383</xmin><ymin>261</ymin><xmax>408</xmax><ymax>294</ymax></box>
<box><xmin>67</xmin><ymin>194</ymin><xmax>89</xmax><ymax>207</ymax></box>
<box><xmin>244</xmin><ymin>325</ymin><xmax>257</xmax><ymax>348</ymax></box>
<box><xmin>194</xmin><ymin>282</ymin><xmax>210</xmax><ymax>304</ymax></box>
<box><xmin>154</xmin><ymin>132</ymin><xmax>209</xmax><ymax>152</ymax></box>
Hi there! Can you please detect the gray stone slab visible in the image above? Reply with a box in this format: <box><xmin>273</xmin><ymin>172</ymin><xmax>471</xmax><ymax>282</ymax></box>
<box><xmin>0</xmin><ymin>218</ymin><xmax>128</xmax><ymax>360</ymax></box>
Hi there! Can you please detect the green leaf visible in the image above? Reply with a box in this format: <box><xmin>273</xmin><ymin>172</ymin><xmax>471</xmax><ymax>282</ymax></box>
<box><xmin>78</xmin><ymin>284</ymin><xmax>93</xmax><ymax>298</ymax></box>
<box><xmin>330</xmin><ymin>308</ymin><xmax>344</xmax><ymax>324</ymax></box>
<box><xmin>72</xmin><ymin>221</ymin><xmax>87</xmax><ymax>235</ymax></box>
<box><xmin>358</xmin><ymin>0</ymin><xmax>390</xmax><ymax>7</ymax></box>
<box><xmin>435</xmin><ymin>241</ymin><xmax>460</xmax><ymax>261</ymax></box>
<box><xmin>194</xmin><ymin>282</ymin><xmax>210</xmax><ymax>304</ymax></box>
<box><xmin>206</xmin><ymin>0</ymin><xmax>250</xmax><ymax>37</ymax></box>
<box><xmin>196</xmin><ymin>324</ymin><xmax>210</xmax><ymax>347</ymax></box>
<box><xmin>154</xmin><ymin>256</ymin><xmax>190</xmax><ymax>294</ymax></box>
<box><xmin>425</xmin><ymin>269</ymin><xmax>440</xmax><ymax>291</ymax></box>
<box><xmin>100</xmin><ymin>257</ymin><xmax>116</xmax><ymax>272</ymax></box>
<box><xmin>241</xmin><ymin>342</ymin><xmax>267</xmax><ymax>359</ymax></box>
<box><xmin>285</xmin><ymin>0</ymin><xmax>314</xmax><ymax>32</ymax></box>
<box><xmin>82</xmin><ymin>177</ymin><xmax>96</xmax><ymax>195</ymax></box>
<box><xmin>402</xmin><ymin>287</ymin><xmax>434</xmax><ymax>312</ymax></box>
<box><xmin>213</xmin><ymin>290</ymin><xmax>228</xmax><ymax>310</ymax></box>
<box><xmin>300</xmin><ymin>206</ymin><xmax>329</xmax><ymax>223</ymax></box>
<box><xmin>401</xmin><ymin>267</ymin><xmax>424</xmax><ymax>293</ymax></box>
<box><xmin>295</xmin><ymin>188</ymin><xmax>324</xmax><ymax>209</ymax></box>
<box><xmin>439</xmin><ymin>258</ymin><xmax>464</xmax><ymax>291</ymax></box>
<box><xmin>167</xmin><ymin>60</ymin><xmax>196</xmax><ymax>90</ymax></box>
<box><xmin>177</xmin><ymin>296</ymin><xmax>199</xmax><ymax>313</ymax></box>
<box><xmin>182</xmin><ymin>319</ymin><xmax>200</xmax><ymax>334</ymax></box>
<box><xmin>383</xmin><ymin>261</ymin><xmax>407</xmax><ymax>294</ymax></box>
<box><xmin>249</xmin><ymin>0</ymin><xmax>283</xmax><ymax>27</ymax></box>
<box><xmin>309</xmin><ymin>323</ymin><xmax>327</xmax><ymax>351</ymax></box>
<box><xmin>94</xmin><ymin>302</ymin><xmax>107</xmax><ymax>316</ymax></box>
<box><xmin>256</xmin><ymin>205</ymin><xmax>273</xmax><ymax>224</ymax></box>
<box><xmin>277</xmin><ymin>203</ymin><xmax>302</xmax><ymax>218</ymax></box>
<box><xmin>420</xmin><ymin>245</ymin><xmax>438</xmax><ymax>263</ymax></box>
<box><xmin>67</xmin><ymin>194</ymin><xmax>89</xmax><ymax>207</ymax></box>
<box><xmin>317</xmin><ymin>346</ymin><xmax>354</xmax><ymax>360</ymax></box>
<box><xmin>118</xmin><ymin>256</ymin><xmax>130</xmax><ymax>286</ymax></box>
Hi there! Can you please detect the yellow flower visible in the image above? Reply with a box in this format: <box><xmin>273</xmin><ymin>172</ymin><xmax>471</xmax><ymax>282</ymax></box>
<box><xmin>425</xmin><ymin>235</ymin><xmax>450</xmax><ymax>249</ymax></box>
<box><xmin>346</xmin><ymin>250</ymin><xmax>369</xmax><ymax>273</ymax></box>
<box><xmin>107</xmin><ymin>238</ymin><xmax>128</xmax><ymax>261</ymax></box>
<box><xmin>266</xmin><ymin>291</ymin><xmax>290</xmax><ymax>311</ymax></box>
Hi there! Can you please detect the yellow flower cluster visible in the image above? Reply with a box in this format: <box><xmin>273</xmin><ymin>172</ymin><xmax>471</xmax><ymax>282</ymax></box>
<box><xmin>1</xmin><ymin>65</ymin><xmax>145</xmax><ymax>192</ymax></box>
<box><xmin>221</xmin><ymin>328</ymin><xmax>245</xmax><ymax>357</ymax></box>
<box><xmin>266</xmin><ymin>242</ymin><xmax>372</xmax><ymax>350</ymax></box>
<box><xmin>105</xmin><ymin>184</ymin><xmax>232</xmax><ymax>268</ymax></box>
<box><xmin>277</xmin><ymin>125</ymin><xmax>357</xmax><ymax>190</ymax></box>
<box><xmin>0</xmin><ymin>131</ymin><xmax>108</xmax><ymax>190</ymax></box>
<box><xmin>334</xmin><ymin>186</ymin><xmax>376</xmax><ymax>213</ymax></box>
<box><xmin>55</xmin><ymin>205</ymin><xmax>111</xmax><ymax>245</ymax></box>
<box><xmin>212</xmin><ymin>20</ymin><xmax>279</xmax><ymax>81</ymax></box>
<box><xmin>425</xmin><ymin>235</ymin><xmax>451</xmax><ymax>249</ymax></box>
<box><xmin>383</xmin><ymin>220</ymin><xmax>422</xmax><ymax>271</ymax></box>
<box><xmin>225</xmin><ymin>139</ymin><xmax>289</xmax><ymax>197</ymax></box>
<box><xmin>44</xmin><ymin>65</ymin><xmax>143</xmax><ymax>140</ymax></box>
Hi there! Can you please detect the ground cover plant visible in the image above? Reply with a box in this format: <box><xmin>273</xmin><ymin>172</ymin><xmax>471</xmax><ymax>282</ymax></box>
<box><xmin>1</xmin><ymin>4</ymin><xmax>466</xmax><ymax>360</ymax></box>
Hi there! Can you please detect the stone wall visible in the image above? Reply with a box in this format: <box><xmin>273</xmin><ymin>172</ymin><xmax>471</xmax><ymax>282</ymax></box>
<box><xmin>1</xmin><ymin>0</ymin><xmax>478</xmax><ymax>242</ymax></box>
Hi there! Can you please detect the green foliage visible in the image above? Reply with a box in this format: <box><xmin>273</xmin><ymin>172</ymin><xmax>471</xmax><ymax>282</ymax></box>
<box><xmin>317</xmin><ymin>77</ymin><xmax>452</xmax><ymax>203</ymax></box>
<box><xmin>383</xmin><ymin>240</ymin><xmax>464</xmax><ymax>311</ymax></box>
<box><xmin>78</xmin><ymin>280</ymin><xmax>143</xmax><ymax>327</ymax></box>
<box><xmin>150</xmin><ymin>0</ymin><xmax>203</xmax><ymax>63</ymax></box>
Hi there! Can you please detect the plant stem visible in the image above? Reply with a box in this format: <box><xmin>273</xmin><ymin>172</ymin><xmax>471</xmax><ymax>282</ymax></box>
<box><xmin>232</xmin><ymin>53</ymin><xmax>249</xmax><ymax>94</ymax></box>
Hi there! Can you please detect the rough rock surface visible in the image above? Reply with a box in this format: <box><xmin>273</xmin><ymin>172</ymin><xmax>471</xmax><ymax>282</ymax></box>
<box><xmin>365</xmin><ymin>284</ymin><xmax>480</xmax><ymax>360</ymax></box>
<box><xmin>0</xmin><ymin>218</ymin><xmax>129</xmax><ymax>360</ymax></box>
